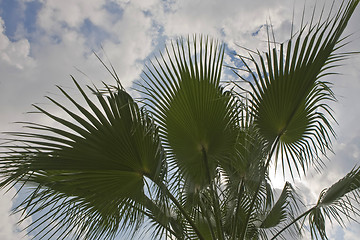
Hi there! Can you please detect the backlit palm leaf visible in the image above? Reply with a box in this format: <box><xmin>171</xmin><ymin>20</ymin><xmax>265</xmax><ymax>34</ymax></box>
<box><xmin>236</xmin><ymin>0</ymin><xmax>359</xmax><ymax>176</ymax></box>
<box><xmin>139</xmin><ymin>36</ymin><xmax>239</xmax><ymax>187</ymax></box>
<box><xmin>0</xmin><ymin>79</ymin><xmax>167</xmax><ymax>239</ymax></box>
<box><xmin>271</xmin><ymin>167</ymin><xmax>360</xmax><ymax>240</ymax></box>
<box><xmin>308</xmin><ymin>166</ymin><xmax>360</xmax><ymax>240</ymax></box>
<box><xmin>259</xmin><ymin>182</ymin><xmax>302</xmax><ymax>239</ymax></box>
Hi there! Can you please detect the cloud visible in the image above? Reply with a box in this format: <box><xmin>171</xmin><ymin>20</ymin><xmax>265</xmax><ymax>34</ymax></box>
<box><xmin>0</xmin><ymin>17</ymin><xmax>35</xmax><ymax>69</ymax></box>
<box><xmin>0</xmin><ymin>187</ymin><xmax>32</xmax><ymax>240</ymax></box>
<box><xmin>37</xmin><ymin>0</ymin><xmax>111</xmax><ymax>31</ymax></box>
<box><xmin>0</xmin><ymin>0</ymin><xmax>160</xmax><ymax>128</ymax></box>
<box><xmin>343</xmin><ymin>223</ymin><xmax>360</xmax><ymax>240</ymax></box>
<box><xmin>153</xmin><ymin>0</ymin><xmax>309</xmax><ymax>53</ymax></box>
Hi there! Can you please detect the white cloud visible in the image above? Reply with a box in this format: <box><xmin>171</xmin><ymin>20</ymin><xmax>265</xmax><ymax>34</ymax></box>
<box><xmin>0</xmin><ymin>17</ymin><xmax>35</xmax><ymax>69</ymax></box>
<box><xmin>99</xmin><ymin>2</ymin><xmax>158</xmax><ymax>88</ymax></box>
<box><xmin>152</xmin><ymin>0</ymin><xmax>298</xmax><ymax>52</ymax></box>
<box><xmin>0</xmin><ymin>187</ymin><xmax>32</xmax><ymax>240</ymax></box>
<box><xmin>343</xmin><ymin>223</ymin><xmax>360</xmax><ymax>240</ymax></box>
<box><xmin>37</xmin><ymin>0</ymin><xmax>112</xmax><ymax>31</ymax></box>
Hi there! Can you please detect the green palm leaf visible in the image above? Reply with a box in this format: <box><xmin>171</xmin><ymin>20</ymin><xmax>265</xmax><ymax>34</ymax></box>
<box><xmin>139</xmin><ymin>36</ymin><xmax>239</xmax><ymax>187</ymax></box>
<box><xmin>271</xmin><ymin>166</ymin><xmax>360</xmax><ymax>240</ymax></box>
<box><xmin>0</xmin><ymin>79</ymin><xmax>167</xmax><ymax>239</ymax></box>
<box><xmin>308</xmin><ymin>166</ymin><xmax>360</xmax><ymax>240</ymax></box>
<box><xmin>236</xmin><ymin>0</ymin><xmax>359</xmax><ymax>176</ymax></box>
<box><xmin>259</xmin><ymin>182</ymin><xmax>302</xmax><ymax>240</ymax></box>
<box><xmin>260</xmin><ymin>182</ymin><xmax>300</xmax><ymax>229</ymax></box>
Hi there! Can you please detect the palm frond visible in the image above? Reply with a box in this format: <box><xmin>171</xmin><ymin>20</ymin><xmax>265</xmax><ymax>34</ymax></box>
<box><xmin>260</xmin><ymin>182</ymin><xmax>299</xmax><ymax>228</ymax></box>
<box><xmin>235</xmin><ymin>0</ymin><xmax>359</xmax><ymax>177</ymax></box>
<box><xmin>0</xmin><ymin>79</ymin><xmax>167</xmax><ymax>239</ymax></box>
<box><xmin>139</xmin><ymin>35</ymin><xmax>239</xmax><ymax>187</ymax></box>
<box><xmin>259</xmin><ymin>182</ymin><xmax>302</xmax><ymax>239</ymax></box>
<box><xmin>307</xmin><ymin>166</ymin><xmax>360</xmax><ymax>240</ymax></box>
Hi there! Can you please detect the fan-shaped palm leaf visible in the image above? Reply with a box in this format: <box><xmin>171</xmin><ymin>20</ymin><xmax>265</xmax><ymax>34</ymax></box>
<box><xmin>0</xmin><ymin>79</ymin><xmax>168</xmax><ymax>239</ymax></box>
<box><xmin>235</xmin><ymin>0</ymin><xmax>359</xmax><ymax>177</ymax></box>
<box><xmin>139</xmin><ymin>36</ymin><xmax>239</xmax><ymax>187</ymax></box>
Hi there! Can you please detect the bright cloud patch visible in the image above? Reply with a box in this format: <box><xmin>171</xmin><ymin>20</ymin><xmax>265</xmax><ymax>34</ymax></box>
<box><xmin>0</xmin><ymin>17</ymin><xmax>35</xmax><ymax>69</ymax></box>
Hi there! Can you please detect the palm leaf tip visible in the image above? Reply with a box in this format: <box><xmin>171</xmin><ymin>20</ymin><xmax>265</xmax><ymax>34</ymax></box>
<box><xmin>319</xmin><ymin>166</ymin><xmax>360</xmax><ymax>207</ymax></box>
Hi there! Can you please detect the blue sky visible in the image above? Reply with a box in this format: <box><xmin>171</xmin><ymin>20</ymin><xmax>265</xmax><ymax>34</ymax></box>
<box><xmin>0</xmin><ymin>0</ymin><xmax>360</xmax><ymax>239</ymax></box>
<box><xmin>0</xmin><ymin>0</ymin><xmax>42</xmax><ymax>40</ymax></box>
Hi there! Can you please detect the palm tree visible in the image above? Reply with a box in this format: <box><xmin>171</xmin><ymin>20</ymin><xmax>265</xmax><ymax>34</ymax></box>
<box><xmin>1</xmin><ymin>0</ymin><xmax>360</xmax><ymax>239</ymax></box>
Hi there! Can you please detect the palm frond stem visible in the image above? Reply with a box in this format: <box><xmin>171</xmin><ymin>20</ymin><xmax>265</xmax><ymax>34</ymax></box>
<box><xmin>141</xmin><ymin>196</ymin><xmax>182</xmax><ymax>239</ymax></box>
<box><xmin>199</xmin><ymin>198</ymin><xmax>217</xmax><ymax>239</ymax></box>
<box><xmin>240</xmin><ymin>135</ymin><xmax>281</xmax><ymax>239</ymax></box>
<box><xmin>270</xmin><ymin>206</ymin><xmax>315</xmax><ymax>240</ymax></box>
<box><xmin>154</xmin><ymin>179</ymin><xmax>205</xmax><ymax>240</ymax></box>
<box><xmin>232</xmin><ymin>178</ymin><xmax>245</xmax><ymax>239</ymax></box>
<box><xmin>201</xmin><ymin>146</ymin><xmax>225</xmax><ymax>240</ymax></box>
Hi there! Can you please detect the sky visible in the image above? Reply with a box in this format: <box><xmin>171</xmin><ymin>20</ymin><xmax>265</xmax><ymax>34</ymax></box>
<box><xmin>0</xmin><ymin>0</ymin><xmax>359</xmax><ymax>239</ymax></box>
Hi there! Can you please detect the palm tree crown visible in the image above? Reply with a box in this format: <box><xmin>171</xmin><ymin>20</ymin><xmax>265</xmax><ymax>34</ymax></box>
<box><xmin>1</xmin><ymin>0</ymin><xmax>360</xmax><ymax>239</ymax></box>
